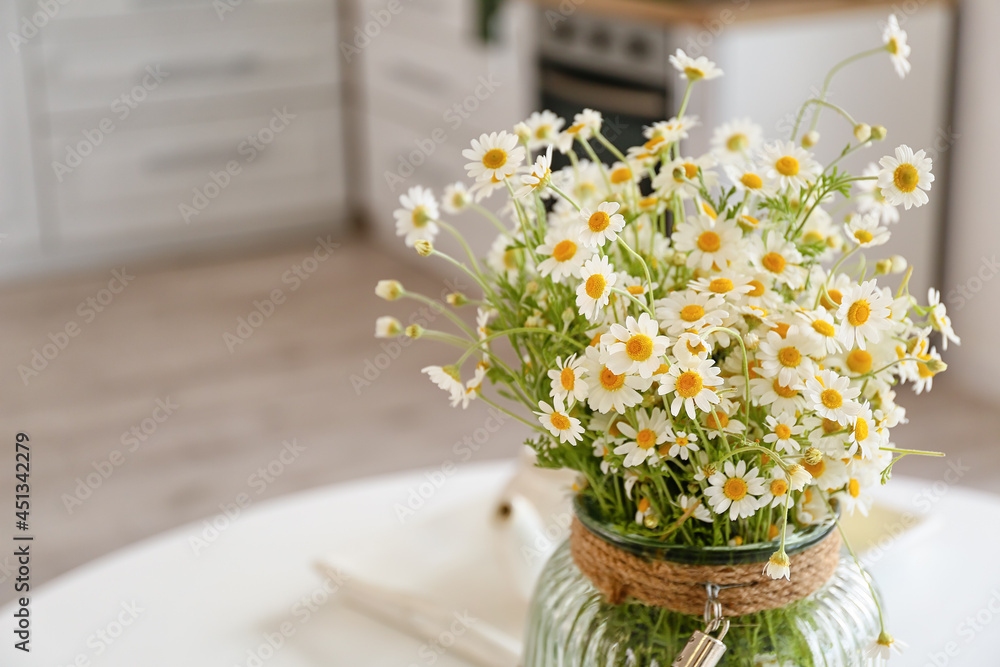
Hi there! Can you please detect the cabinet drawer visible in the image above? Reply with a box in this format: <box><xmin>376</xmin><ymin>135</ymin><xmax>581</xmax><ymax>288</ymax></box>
<box><xmin>40</xmin><ymin>0</ymin><xmax>330</xmax><ymax>22</ymax></box>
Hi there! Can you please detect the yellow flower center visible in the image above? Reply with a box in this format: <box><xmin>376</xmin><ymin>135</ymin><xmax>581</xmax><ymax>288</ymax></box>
<box><xmin>778</xmin><ymin>346</ymin><xmax>802</xmax><ymax>367</ymax></box>
<box><xmin>854</xmin><ymin>229</ymin><xmax>874</xmax><ymax>244</ymax></box>
<box><xmin>552</xmin><ymin>239</ymin><xmax>577</xmax><ymax>262</ymax></box>
<box><xmin>847</xmin><ymin>349</ymin><xmax>872</xmax><ymax>374</ymax></box>
<box><xmin>812</xmin><ymin>320</ymin><xmax>835</xmax><ymax>338</ymax></box>
<box><xmin>610</xmin><ymin>167</ymin><xmax>632</xmax><ymax>184</ymax></box>
<box><xmin>682</xmin><ymin>162</ymin><xmax>699</xmax><ymax>179</ymax></box>
<box><xmin>709</xmin><ymin>278</ymin><xmax>733</xmax><ymax>293</ymax></box>
<box><xmin>585</xmin><ymin>274</ymin><xmax>607</xmax><ymax>299</ymax></box>
<box><xmin>854</xmin><ymin>417</ymin><xmax>869</xmax><ymax>441</ymax></box>
<box><xmin>848</xmin><ymin>478</ymin><xmax>861</xmax><ymax>498</ymax></box>
<box><xmin>675</xmin><ymin>436</ymin><xmax>689</xmax><ymax>448</ymax></box>
<box><xmin>706</xmin><ymin>410</ymin><xmax>729</xmax><ymax>430</ymax></box>
<box><xmin>639</xmin><ymin>195</ymin><xmax>658</xmax><ymax>209</ymax></box>
<box><xmin>775</xmin><ymin>424</ymin><xmax>792</xmax><ymax>440</ymax></box>
<box><xmin>740</xmin><ymin>214</ymin><xmax>760</xmax><ymax>228</ymax></box>
<box><xmin>887</xmin><ymin>37</ymin><xmax>899</xmax><ymax>55</ymax></box>
<box><xmin>821</xmin><ymin>388</ymin><xmax>843</xmax><ymax>409</ymax></box>
<box><xmin>550</xmin><ymin>412</ymin><xmax>570</xmax><ymax>430</ymax></box>
<box><xmin>822</xmin><ymin>418</ymin><xmax>841</xmax><ymax>434</ymax></box>
<box><xmin>727</xmin><ymin>133</ymin><xmax>748</xmax><ymax>152</ymax></box>
<box><xmin>893</xmin><ymin>164</ymin><xmax>919</xmax><ymax>193</ymax></box>
<box><xmin>917</xmin><ymin>359</ymin><xmax>935</xmax><ymax>378</ymax></box>
<box><xmin>676</xmin><ymin>371</ymin><xmax>703</xmax><ymax>398</ymax></box>
<box><xmin>560</xmin><ymin>367</ymin><xmax>575</xmax><ymax>391</ymax></box>
<box><xmin>770</xmin><ymin>479</ymin><xmax>788</xmax><ymax>496</ymax></box>
<box><xmin>534</xmin><ymin>124</ymin><xmax>551</xmax><ymax>139</ymax></box>
<box><xmin>740</xmin><ymin>172</ymin><xmax>763</xmax><ymax>189</ymax></box>
<box><xmin>847</xmin><ymin>299</ymin><xmax>871</xmax><ymax>326</ymax></box>
<box><xmin>626</xmin><ymin>334</ymin><xmax>654</xmax><ymax>361</ymax></box>
<box><xmin>762</xmin><ymin>252</ymin><xmax>786</xmax><ymax>274</ymax></box>
<box><xmin>627</xmin><ymin>285</ymin><xmax>645</xmax><ymax>295</ymax></box>
<box><xmin>599</xmin><ymin>367</ymin><xmax>625</xmax><ymax>390</ymax></box>
<box><xmin>482</xmin><ymin>148</ymin><xmax>507</xmax><ymax>170</ymax></box>
<box><xmin>776</xmin><ymin>156</ymin><xmax>800</xmax><ymax>177</ymax></box>
<box><xmin>503</xmin><ymin>248</ymin><xmax>519</xmax><ymax>269</ymax></box>
<box><xmin>803</xmin><ymin>458</ymin><xmax>826</xmax><ymax>478</ymax></box>
<box><xmin>697</xmin><ymin>230</ymin><xmax>721</xmax><ymax>253</ymax></box>
<box><xmin>723</xmin><ymin>477</ymin><xmax>748</xmax><ymax>501</ymax></box>
<box><xmin>636</xmin><ymin>429</ymin><xmax>657</xmax><ymax>450</ymax></box>
<box><xmin>684</xmin><ymin>66</ymin><xmax>705</xmax><ymax>80</ymax></box>
<box><xmin>773</xmin><ymin>322</ymin><xmax>791</xmax><ymax>338</ymax></box>
<box><xmin>645</xmin><ymin>136</ymin><xmax>665</xmax><ymax>150</ymax></box>
<box><xmin>802</xmin><ymin>230</ymin><xmax>824</xmax><ymax>244</ymax></box>
<box><xmin>588</xmin><ymin>211</ymin><xmax>611</xmax><ymax>233</ymax></box>
<box><xmin>747</xmin><ymin>280</ymin><xmax>766</xmax><ymax>297</ymax></box>
<box><xmin>772</xmin><ymin>379</ymin><xmax>799</xmax><ymax>399</ymax></box>
<box><xmin>638</xmin><ymin>498</ymin><xmax>651</xmax><ymax>513</ymax></box>
<box><xmin>567</xmin><ymin>123</ymin><xmax>584</xmax><ymax>135</ymax></box>
<box><xmin>681</xmin><ymin>304</ymin><xmax>705</xmax><ymax>322</ymax></box>
<box><xmin>411</xmin><ymin>205</ymin><xmax>431</xmax><ymax>228</ymax></box>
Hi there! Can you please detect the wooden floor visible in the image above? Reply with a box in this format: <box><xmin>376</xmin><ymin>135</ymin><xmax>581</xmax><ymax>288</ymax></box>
<box><xmin>0</xmin><ymin>235</ymin><xmax>997</xmax><ymax>604</ymax></box>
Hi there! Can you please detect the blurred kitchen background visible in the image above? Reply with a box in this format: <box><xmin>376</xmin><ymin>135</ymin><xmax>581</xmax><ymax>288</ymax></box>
<box><xmin>1</xmin><ymin>0</ymin><xmax>998</xmax><ymax>600</ymax></box>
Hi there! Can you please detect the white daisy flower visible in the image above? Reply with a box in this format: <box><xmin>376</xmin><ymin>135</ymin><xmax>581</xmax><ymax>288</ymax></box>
<box><xmin>711</xmin><ymin>118</ymin><xmax>763</xmax><ymax>164</ymax></box>
<box><xmin>910</xmin><ymin>344</ymin><xmax>944</xmax><ymax>395</ymax></box>
<box><xmin>786</xmin><ymin>464</ymin><xmax>812</xmax><ymax>491</ymax></box>
<box><xmin>576</xmin><ymin>255</ymin><xmax>617</xmax><ymax>322</ymax></box>
<box><xmin>668</xmin><ymin>49</ymin><xmax>723</xmax><ymax>81</ymax></box>
<box><xmin>677</xmin><ymin>494</ymin><xmax>713</xmax><ymax>522</ymax></box>
<box><xmin>663</xmin><ymin>428</ymin><xmax>700</xmax><ymax>461</ymax></box>
<box><xmin>763</xmin><ymin>412</ymin><xmax>805</xmax><ymax>454</ymax></box>
<box><xmin>857</xmin><ymin>163</ymin><xmax>900</xmax><ymax>224</ymax></box>
<box><xmin>658</xmin><ymin>356</ymin><xmax>724</xmax><ymax>419</ymax></box>
<box><xmin>877</xmin><ymin>144</ymin><xmax>933</xmax><ymax>209</ymax></box>
<box><xmin>795</xmin><ymin>308</ymin><xmax>841</xmax><ymax>356</ymax></box>
<box><xmin>705</xmin><ymin>460</ymin><xmax>765</xmax><ymax>520</ymax></box>
<box><xmin>582</xmin><ymin>346</ymin><xmax>645</xmax><ymax>414</ymax></box>
<box><xmin>672</xmin><ymin>215</ymin><xmax>745</xmax><ymax>272</ymax></box>
<box><xmin>601</xmin><ymin>313</ymin><xmax>670</xmax><ymax>378</ymax></box>
<box><xmin>592</xmin><ymin>437</ymin><xmax>616</xmax><ymax>475</ymax></box>
<box><xmin>515</xmin><ymin>145</ymin><xmax>554</xmax><ymax>198</ymax></box>
<box><xmin>755</xmin><ymin>234</ymin><xmax>808</xmax><ymax>289</ymax></box>
<box><xmin>535</xmin><ymin>399</ymin><xmax>584</xmax><ymax>445</ymax></box>
<box><xmin>723</xmin><ymin>164</ymin><xmax>776</xmax><ymax>197</ymax></box>
<box><xmin>422</xmin><ymin>365</ymin><xmax>463</xmax><ymax>403</ymax></box>
<box><xmin>844</xmin><ymin>212</ymin><xmax>890</xmax><ymax>247</ymax></box>
<box><xmin>462</xmin><ymin>131</ymin><xmax>525</xmax><ymax>182</ymax></box>
<box><xmin>374</xmin><ymin>316</ymin><xmax>403</xmax><ymax>339</ymax></box>
<box><xmin>703</xmin><ymin>405</ymin><xmax>744</xmax><ymax>440</ymax></box>
<box><xmin>866</xmin><ymin>632</ymin><xmax>907</xmax><ymax>661</ymax></box>
<box><xmin>653</xmin><ymin>155</ymin><xmax>718</xmax><ymax>199</ymax></box>
<box><xmin>562</xmin><ymin>108</ymin><xmax>603</xmax><ymax>142</ymax></box>
<box><xmin>615</xmin><ymin>408</ymin><xmax>669</xmax><ymax>467</ymax></box>
<box><xmin>635</xmin><ymin>497</ymin><xmax>653</xmax><ymax>525</ymax></box>
<box><xmin>750</xmin><ymin>376</ymin><xmax>807</xmax><ymax>414</ymax></box>
<box><xmin>393</xmin><ymin>186</ymin><xmax>440</xmax><ymax>247</ymax></box>
<box><xmin>441</xmin><ymin>182</ymin><xmax>472</xmax><ymax>214</ymax></box>
<box><xmin>486</xmin><ymin>234</ymin><xmax>523</xmax><ymax>277</ymax></box>
<box><xmin>578</xmin><ymin>201</ymin><xmax>626</xmax><ymax>248</ymax></box>
<box><xmin>757</xmin><ymin>326</ymin><xmax>820</xmax><ymax>386</ymax></box>
<box><xmin>758</xmin><ymin>472</ymin><xmax>792</xmax><ymax>509</ymax></box>
<box><xmin>688</xmin><ymin>271</ymin><xmax>755</xmax><ymax>306</ymax></box>
<box><xmin>547</xmin><ymin>354</ymin><xmax>590</xmax><ymax>404</ymax></box>
<box><xmin>654</xmin><ymin>290</ymin><xmax>727</xmax><ymax>336</ymax></box>
<box><xmin>454</xmin><ymin>362</ymin><xmax>487</xmax><ymax>409</ymax></box>
<box><xmin>882</xmin><ymin>14</ymin><xmax>911</xmax><ymax>79</ymax></box>
<box><xmin>802</xmin><ymin>453</ymin><xmax>850</xmax><ymax>490</ymax></box>
<box><xmin>521</xmin><ymin>109</ymin><xmax>565</xmax><ymax>150</ymax></box>
<box><xmin>927</xmin><ymin>287</ymin><xmax>960</xmax><ymax>349</ymax></box>
<box><xmin>536</xmin><ymin>227</ymin><xmax>591</xmax><ymax>282</ymax></box>
<box><xmin>803</xmin><ymin>370</ymin><xmax>862</xmax><ymax>425</ymax></box>
<box><xmin>836</xmin><ymin>279</ymin><xmax>894</xmax><ymax>350</ymax></box>
<box><xmin>763</xmin><ymin>550</ymin><xmax>791</xmax><ymax>580</ymax></box>
<box><xmin>672</xmin><ymin>331</ymin><xmax>711</xmax><ymax>365</ymax></box>
<box><xmin>845</xmin><ymin>402</ymin><xmax>881</xmax><ymax>459</ymax></box>
<box><xmin>760</xmin><ymin>141</ymin><xmax>822</xmax><ymax>192</ymax></box>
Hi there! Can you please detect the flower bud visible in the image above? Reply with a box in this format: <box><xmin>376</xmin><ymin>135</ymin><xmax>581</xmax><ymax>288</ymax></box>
<box><xmin>875</xmin><ymin>259</ymin><xmax>893</xmax><ymax>275</ymax></box>
<box><xmin>414</xmin><ymin>240</ymin><xmax>434</xmax><ymax>256</ymax></box>
<box><xmin>375</xmin><ymin>316</ymin><xmax>403</xmax><ymax>338</ymax></box>
<box><xmin>513</xmin><ymin>121</ymin><xmax>531</xmax><ymax>145</ymax></box>
<box><xmin>803</xmin><ymin>447</ymin><xmax>823</xmax><ymax>466</ymax></box>
<box><xmin>525</xmin><ymin>280</ymin><xmax>540</xmax><ymax>294</ymax></box>
<box><xmin>743</xmin><ymin>332</ymin><xmax>760</xmax><ymax>350</ymax></box>
<box><xmin>853</xmin><ymin>123</ymin><xmax>872</xmax><ymax>142</ymax></box>
<box><xmin>446</xmin><ymin>292</ymin><xmax>467</xmax><ymax>307</ymax></box>
<box><xmin>870</xmin><ymin>125</ymin><xmax>887</xmax><ymax>141</ymax></box>
<box><xmin>924</xmin><ymin>358</ymin><xmax>948</xmax><ymax>374</ymax></box>
<box><xmin>643</xmin><ymin>514</ymin><xmax>659</xmax><ymax>529</ymax></box>
<box><xmin>890</xmin><ymin>254</ymin><xmax>908</xmax><ymax>274</ymax></box>
<box><xmin>405</xmin><ymin>324</ymin><xmax>424</xmax><ymax>339</ymax></box>
<box><xmin>562</xmin><ymin>307</ymin><xmax>576</xmax><ymax>324</ymax></box>
<box><xmin>375</xmin><ymin>279</ymin><xmax>403</xmax><ymax>301</ymax></box>
<box><xmin>670</xmin><ymin>252</ymin><xmax>687</xmax><ymax>266</ymax></box>
<box><xmin>802</xmin><ymin>130</ymin><xmax>820</xmax><ymax>148</ymax></box>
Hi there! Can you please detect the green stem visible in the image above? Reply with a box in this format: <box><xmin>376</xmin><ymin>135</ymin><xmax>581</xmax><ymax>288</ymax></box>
<box><xmin>402</xmin><ymin>291</ymin><xmax>476</xmax><ymax>339</ymax></box>
<box><xmin>548</xmin><ymin>183</ymin><xmax>582</xmax><ymax>212</ymax></box>
<box><xmin>456</xmin><ymin>326</ymin><xmax>585</xmax><ymax>367</ymax></box>
<box><xmin>795</xmin><ymin>46</ymin><xmax>886</xmax><ymax>140</ymax></box>
<box><xmin>471</xmin><ymin>203</ymin><xmax>509</xmax><ymax>236</ymax></box>
<box><xmin>480</xmin><ymin>395</ymin><xmax>545</xmax><ymax>433</ymax></box>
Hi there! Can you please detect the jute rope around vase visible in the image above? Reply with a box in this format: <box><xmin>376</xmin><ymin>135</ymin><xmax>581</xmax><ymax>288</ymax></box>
<box><xmin>570</xmin><ymin>517</ymin><xmax>841</xmax><ymax>616</ymax></box>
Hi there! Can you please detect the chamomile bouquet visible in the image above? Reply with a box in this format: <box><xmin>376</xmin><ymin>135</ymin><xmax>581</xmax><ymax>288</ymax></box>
<box><xmin>376</xmin><ymin>15</ymin><xmax>955</xmax><ymax>660</ymax></box>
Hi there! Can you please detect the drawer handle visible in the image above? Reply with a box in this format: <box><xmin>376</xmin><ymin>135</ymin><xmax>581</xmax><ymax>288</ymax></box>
<box><xmin>152</xmin><ymin>54</ymin><xmax>261</xmax><ymax>82</ymax></box>
<box><xmin>145</xmin><ymin>144</ymin><xmax>257</xmax><ymax>173</ymax></box>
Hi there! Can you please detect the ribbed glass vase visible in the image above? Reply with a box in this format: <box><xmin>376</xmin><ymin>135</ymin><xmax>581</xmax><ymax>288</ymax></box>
<box><xmin>524</xmin><ymin>499</ymin><xmax>885</xmax><ymax>667</ymax></box>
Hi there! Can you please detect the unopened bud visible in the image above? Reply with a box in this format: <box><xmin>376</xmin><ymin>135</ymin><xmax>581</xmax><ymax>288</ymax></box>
<box><xmin>562</xmin><ymin>307</ymin><xmax>575</xmax><ymax>323</ymax></box>
<box><xmin>375</xmin><ymin>316</ymin><xmax>403</xmax><ymax>338</ymax></box>
<box><xmin>853</xmin><ymin>123</ymin><xmax>872</xmax><ymax>142</ymax></box>
<box><xmin>802</xmin><ymin>130</ymin><xmax>820</xmax><ymax>148</ymax></box>
<box><xmin>890</xmin><ymin>255</ymin><xmax>908</xmax><ymax>274</ymax></box>
<box><xmin>671</xmin><ymin>253</ymin><xmax>687</xmax><ymax>266</ymax></box>
<box><xmin>924</xmin><ymin>358</ymin><xmax>948</xmax><ymax>374</ymax></box>
<box><xmin>743</xmin><ymin>332</ymin><xmax>760</xmax><ymax>350</ymax></box>
<box><xmin>405</xmin><ymin>324</ymin><xmax>424</xmax><ymax>339</ymax></box>
<box><xmin>870</xmin><ymin>125</ymin><xmax>887</xmax><ymax>141</ymax></box>
<box><xmin>414</xmin><ymin>240</ymin><xmax>434</xmax><ymax>256</ymax></box>
<box><xmin>446</xmin><ymin>292</ymin><xmax>468</xmax><ymax>307</ymax></box>
<box><xmin>803</xmin><ymin>447</ymin><xmax>823</xmax><ymax>466</ymax></box>
<box><xmin>375</xmin><ymin>279</ymin><xmax>403</xmax><ymax>301</ymax></box>
<box><xmin>643</xmin><ymin>514</ymin><xmax>659</xmax><ymax>529</ymax></box>
<box><xmin>525</xmin><ymin>280</ymin><xmax>539</xmax><ymax>294</ymax></box>
<box><xmin>513</xmin><ymin>121</ymin><xmax>531</xmax><ymax>145</ymax></box>
<box><xmin>875</xmin><ymin>259</ymin><xmax>893</xmax><ymax>275</ymax></box>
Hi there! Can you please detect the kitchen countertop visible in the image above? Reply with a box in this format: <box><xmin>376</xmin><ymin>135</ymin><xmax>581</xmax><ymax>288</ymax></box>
<box><xmin>532</xmin><ymin>0</ymin><xmax>956</xmax><ymax>26</ymax></box>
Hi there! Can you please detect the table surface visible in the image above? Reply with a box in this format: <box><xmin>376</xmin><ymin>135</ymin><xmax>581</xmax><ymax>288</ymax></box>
<box><xmin>4</xmin><ymin>460</ymin><xmax>1000</xmax><ymax>667</ymax></box>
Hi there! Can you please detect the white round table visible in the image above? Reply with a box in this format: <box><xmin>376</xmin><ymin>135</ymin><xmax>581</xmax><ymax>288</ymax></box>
<box><xmin>4</xmin><ymin>460</ymin><xmax>999</xmax><ymax>666</ymax></box>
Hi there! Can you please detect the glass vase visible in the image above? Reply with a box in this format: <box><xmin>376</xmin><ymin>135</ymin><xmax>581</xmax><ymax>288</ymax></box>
<box><xmin>524</xmin><ymin>498</ymin><xmax>885</xmax><ymax>667</ymax></box>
